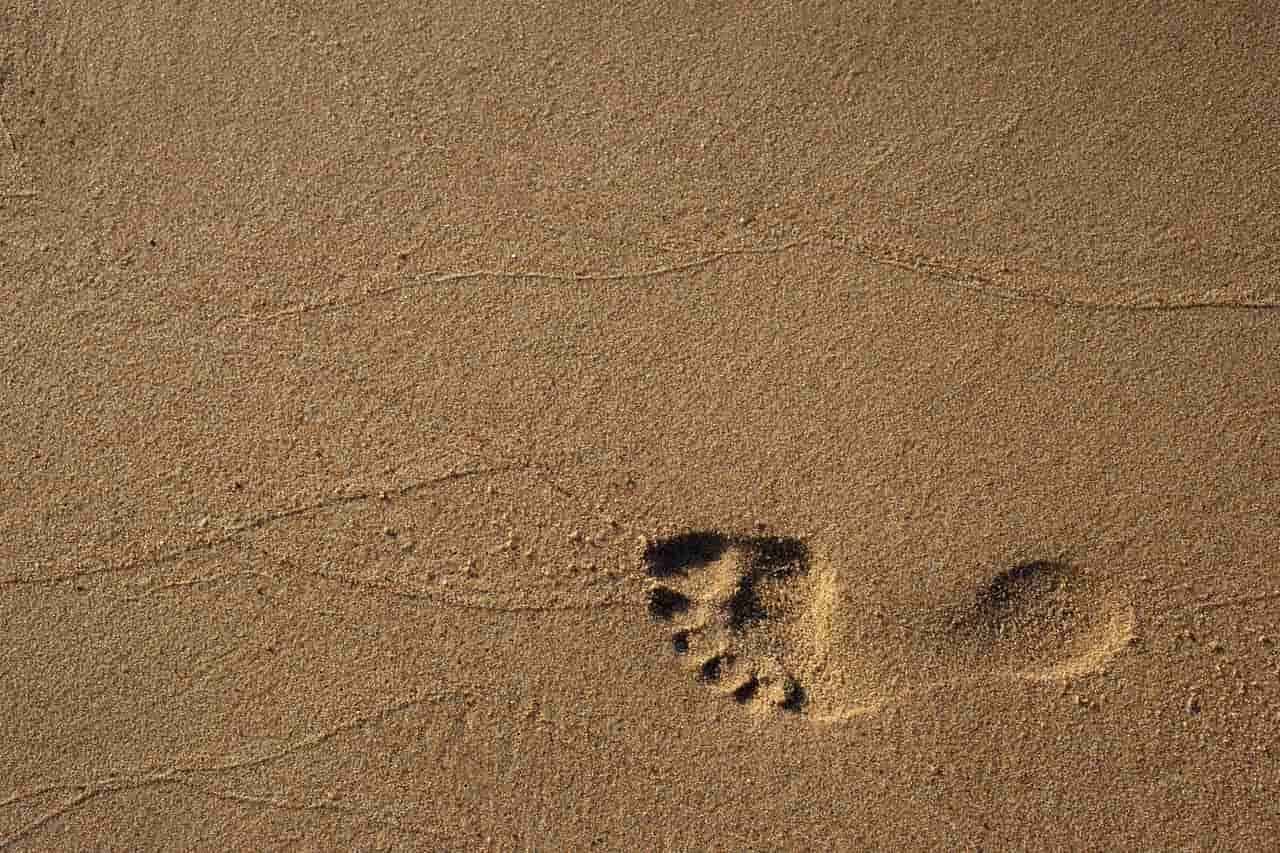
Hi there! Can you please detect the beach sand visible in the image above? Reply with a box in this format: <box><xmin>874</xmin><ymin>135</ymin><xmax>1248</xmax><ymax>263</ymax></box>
<box><xmin>3</xmin><ymin>2</ymin><xmax>1279</xmax><ymax>849</ymax></box>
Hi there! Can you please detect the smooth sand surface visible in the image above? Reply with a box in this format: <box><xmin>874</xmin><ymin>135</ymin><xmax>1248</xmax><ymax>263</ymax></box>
<box><xmin>3</xmin><ymin>2</ymin><xmax>1280</xmax><ymax>849</ymax></box>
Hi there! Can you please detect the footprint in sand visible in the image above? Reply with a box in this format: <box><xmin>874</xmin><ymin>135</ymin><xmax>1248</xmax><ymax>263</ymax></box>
<box><xmin>642</xmin><ymin>530</ymin><xmax>1135</xmax><ymax>721</ymax></box>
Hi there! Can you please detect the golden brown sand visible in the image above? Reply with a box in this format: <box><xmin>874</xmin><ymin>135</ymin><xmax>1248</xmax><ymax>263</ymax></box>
<box><xmin>3</xmin><ymin>2</ymin><xmax>1279</xmax><ymax>849</ymax></box>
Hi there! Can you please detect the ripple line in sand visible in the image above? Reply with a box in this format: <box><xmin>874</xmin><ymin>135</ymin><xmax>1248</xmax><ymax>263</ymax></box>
<box><xmin>0</xmin><ymin>690</ymin><xmax>465</xmax><ymax>848</ymax></box>
<box><xmin>232</xmin><ymin>234</ymin><xmax>1280</xmax><ymax>324</ymax></box>
<box><xmin>236</xmin><ymin>241</ymin><xmax>811</xmax><ymax>323</ymax></box>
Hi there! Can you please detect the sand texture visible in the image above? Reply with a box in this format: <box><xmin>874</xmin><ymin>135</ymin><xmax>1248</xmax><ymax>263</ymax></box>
<box><xmin>3</xmin><ymin>2</ymin><xmax>1280</xmax><ymax>849</ymax></box>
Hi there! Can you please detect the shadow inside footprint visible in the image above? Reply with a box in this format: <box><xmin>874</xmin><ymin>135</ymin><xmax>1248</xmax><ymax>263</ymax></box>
<box><xmin>643</xmin><ymin>531</ymin><xmax>730</xmax><ymax>577</ymax></box>
<box><xmin>751</xmin><ymin>536</ymin><xmax>808</xmax><ymax>576</ymax></box>
<box><xmin>946</xmin><ymin>558</ymin><xmax>1125</xmax><ymax>676</ymax></box>
<box><xmin>725</xmin><ymin>537</ymin><xmax>810</xmax><ymax>632</ymax></box>
<box><xmin>731</xmin><ymin>676</ymin><xmax>760</xmax><ymax>704</ymax></box>
<box><xmin>648</xmin><ymin>586</ymin><xmax>692</xmax><ymax>620</ymax></box>
<box><xmin>970</xmin><ymin>560</ymin><xmax>1073</xmax><ymax>640</ymax></box>
<box><xmin>642</xmin><ymin>529</ymin><xmax>814</xmax><ymax>714</ymax></box>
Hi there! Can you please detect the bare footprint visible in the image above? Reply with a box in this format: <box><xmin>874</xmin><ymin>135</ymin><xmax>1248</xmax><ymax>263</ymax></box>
<box><xmin>944</xmin><ymin>559</ymin><xmax>1136</xmax><ymax>682</ymax></box>
<box><xmin>642</xmin><ymin>530</ymin><xmax>1134</xmax><ymax>720</ymax></box>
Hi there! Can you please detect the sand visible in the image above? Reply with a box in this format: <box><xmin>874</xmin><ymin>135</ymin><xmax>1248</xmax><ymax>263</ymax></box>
<box><xmin>2</xmin><ymin>2</ymin><xmax>1279</xmax><ymax>849</ymax></box>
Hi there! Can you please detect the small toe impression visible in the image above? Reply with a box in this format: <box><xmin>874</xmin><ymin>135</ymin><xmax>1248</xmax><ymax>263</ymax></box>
<box><xmin>648</xmin><ymin>586</ymin><xmax>692</xmax><ymax>620</ymax></box>
<box><xmin>731</xmin><ymin>676</ymin><xmax>761</xmax><ymax>704</ymax></box>
<box><xmin>776</xmin><ymin>680</ymin><xmax>805</xmax><ymax>713</ymax></box>
<box><xmin>699</xmin><ymin>654</ymin><xmax>730</xmax><ymax>683</ymax></box>
<box><xmin>671</xmin><ymin>630</ymin><xmax>691</xmax><ymax>655</ymax></box>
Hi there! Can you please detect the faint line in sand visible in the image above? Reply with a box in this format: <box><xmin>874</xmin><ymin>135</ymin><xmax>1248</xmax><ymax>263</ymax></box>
<box><xmin>0</xmin><ymin>462</ymin><xmax>529</xmax><ymax>590</ymax></box>
<box><xmin>0</xmin><ymin>85</ymin><xmax>38</xmax><ymax>200</ymax></box>
<box><xmin>126</xmin><ymin>564</ymin><xmax>634</xmax><ymax>614</ymax></box>
<box><xmin>230</xmin><ymin>234</ymin><xmax>1280</xmax><ymax>325</ymax></box>
<box><xmin>116</xmin><ymin>542</ymin><xmax>635</xmax><ymax>615</ymax></box>
<box><xmin>0</xmin><ymin>90</ymin><xmax>16</xmax><ymax>153</ymax></box>
<box><xmin>827</xmin><ymin>235</ymin><xmax>1280</xmax><ymax>313</ymax></box>
<box><xmin>0</xmin><ymin>691</ymin><xmax>463</xmax><ymax>848</ymax></box>
<box><xmin>1187</xmin><ymin>590</ymin><xmax>1280</xmax><ymax>614</ymax></box>
<box><xmin>229</xmin><ymin>241</ymin><xmax>813</xmax><ymax>324</ymax></box>
<box><xmin>2</xmin><ymin>444</ymin><xmax>634</xmax><ymax>615</ymax></box>
<box><xmin>1147</xmin><ymin>588</ymin><xmax>1280</xmax><ymax>620</ymax></box>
